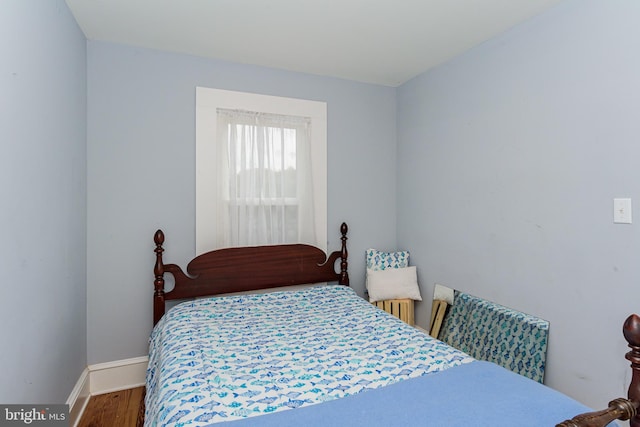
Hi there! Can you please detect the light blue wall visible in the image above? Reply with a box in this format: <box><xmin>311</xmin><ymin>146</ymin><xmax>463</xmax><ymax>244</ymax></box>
<box><xmin>0</xmin><ymin>1</ymin><xmax>87</xmax><ymax>403</ymax></box>
<box><xmin>397</xmin><ymin>0</ymin><xmax>640</xmax><ymax>408</ymax></box>
<box><xmin>86</xmin><ymin>42</ymin><xmax>397</xmax><ymax>363</ymax></box>
<box><xmin>11</xmin><ymin>0</ymin><xmax>632</xmax><ymax>411</ymax></box>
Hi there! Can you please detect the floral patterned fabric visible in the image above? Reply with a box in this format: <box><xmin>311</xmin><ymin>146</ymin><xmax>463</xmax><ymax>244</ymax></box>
<box><xmin>438</xmin><ymin>291</ymin><xmax>549</xmax><ymax>383</ymax></box>
<box><xmin>145</xmin><ymin>285</ymin><xmax>473</xmax><ymax>426</ymax></box>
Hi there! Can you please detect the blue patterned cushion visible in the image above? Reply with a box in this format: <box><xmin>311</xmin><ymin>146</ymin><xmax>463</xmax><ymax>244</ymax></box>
<box><xmin>438</xmin><ymin>291</ymin><xmax>549</xmax><ymax>383</ymax></box>
<box><xmin>366</xmin><ymin>248</ymin><xmax>409</xmax><ymax>271</ymax></box>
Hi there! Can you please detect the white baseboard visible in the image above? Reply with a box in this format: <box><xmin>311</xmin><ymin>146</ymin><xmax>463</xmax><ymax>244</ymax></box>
<box><xmin>89</xmin><ymin>356</ymin><xmax>148</xmax><ymax>395</ymax></box>
<box><xmin>67</xmin><ymin>356</ymin><xmax>149</xmax><ymax>427</ymax></box>
<box><xmin>67</xmin><ymin>368</ymin><xmax>90</xmax><ymax>427</ymax></box>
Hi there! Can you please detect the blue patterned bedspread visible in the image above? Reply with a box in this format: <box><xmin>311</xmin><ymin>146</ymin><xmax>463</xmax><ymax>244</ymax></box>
<box><xmin>145</xmin><ymin>285</ymin><xmax>474</xmax><ymax>426</ymax></box>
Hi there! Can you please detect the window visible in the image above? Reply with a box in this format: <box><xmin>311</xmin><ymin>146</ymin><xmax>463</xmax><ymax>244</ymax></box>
<box><xmin>195</xmin><ymin>87</ymin><xmax>327</xmax><ymax>253</ymax></box>
<box><xmin>216</xmin><ymin>109</ymin><xmax>314</xmax><ymax>246</ymax></box>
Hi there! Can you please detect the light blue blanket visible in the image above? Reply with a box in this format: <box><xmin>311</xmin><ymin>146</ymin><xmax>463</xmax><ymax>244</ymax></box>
<box><xmin>227</xmin><ymin>361</ymin><xmax>609</xmax><ymax>427</ymax></box>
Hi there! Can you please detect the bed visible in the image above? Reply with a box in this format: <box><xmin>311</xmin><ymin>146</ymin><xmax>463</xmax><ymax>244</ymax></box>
<box><xmin>147</xmin><ymin>223</ymin><xmax>640</xmax><ymax>427</ymax></box>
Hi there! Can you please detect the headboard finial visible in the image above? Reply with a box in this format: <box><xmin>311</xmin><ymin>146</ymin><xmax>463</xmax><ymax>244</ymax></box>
<box><xmin>154</xmin><ymin>229</ymin><xmax>165</xmax><ymax>246</ymax></box>
<box><xmin>340</xmin><ymin>222</ymin><xmax>348</xmax><ymax>236</ymax></box>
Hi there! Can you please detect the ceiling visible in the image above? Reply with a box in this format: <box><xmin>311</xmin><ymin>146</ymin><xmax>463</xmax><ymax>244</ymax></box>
<box><xmin>65</xmin><ymin>0</ymin><xmax>564</xmax><ymax>87</ymax></box>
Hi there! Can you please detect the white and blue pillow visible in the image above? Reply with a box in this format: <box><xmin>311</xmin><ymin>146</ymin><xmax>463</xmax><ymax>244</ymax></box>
<box><xmin>365</xmin><ymin>248</ymin><xmax>421</xmax><ymax>302</ymax></box>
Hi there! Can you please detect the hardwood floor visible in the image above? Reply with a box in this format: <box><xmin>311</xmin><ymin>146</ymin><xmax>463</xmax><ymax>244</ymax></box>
<box><xmin>78</xmin><ymin>387</ymin><xmax>144</xmax><ymax>427</ymax></box>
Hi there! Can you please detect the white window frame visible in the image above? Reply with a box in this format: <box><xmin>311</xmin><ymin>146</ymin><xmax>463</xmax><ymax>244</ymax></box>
<box><xmin>195</xmin><ymin>87</ymin><xmax>327</xmax><ymax>254</ymax></box>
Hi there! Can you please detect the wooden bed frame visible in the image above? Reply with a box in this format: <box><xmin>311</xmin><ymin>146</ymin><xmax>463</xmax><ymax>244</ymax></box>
<box><xmin>151</xmin><ymin>221</ymin><xmax>640</xmax><ymax>427</ymax></box>
<box><xmin>153</xmin><ymin>222</ymin><xmax>349</xmax><ymax>326</ymax></box>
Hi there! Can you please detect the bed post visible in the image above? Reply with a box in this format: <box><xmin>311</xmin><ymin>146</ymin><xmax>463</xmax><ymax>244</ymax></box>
<box><xmin>339</xmin><ymin>222</ymin><xmax>349</xmax><ymax>285</ymax></box>
<box><xmin>153</xmin><ymin>230</ymin><xmax>166</xmax><ymax>326</ymax></box>
<box><xmin>624</xmin><ymin>314</ymin><xmax>640</xmax><ymax>427</ymax></box>
<box><xmin>557</xmin><ymin>314</ymin><xmax>640</xmax><ymax>427</ymax></box>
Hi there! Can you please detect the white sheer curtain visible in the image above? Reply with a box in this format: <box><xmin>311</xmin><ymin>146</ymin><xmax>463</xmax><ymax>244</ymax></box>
<box><xmin>215</xmin><ymin>108</ymin><xmax>316</xmax><ymax>247</ymax></box>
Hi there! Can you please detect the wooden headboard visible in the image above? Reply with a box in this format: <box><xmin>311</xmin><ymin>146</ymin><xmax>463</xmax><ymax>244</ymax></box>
<box><xmin>152</xmin><ymin>222</ymin><xmax>349</xmax><ymax>325</ymax></box>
